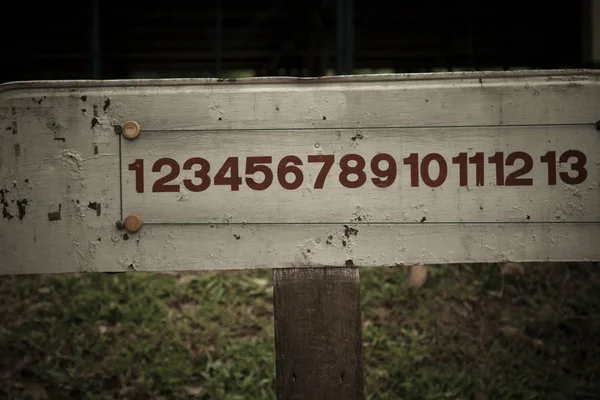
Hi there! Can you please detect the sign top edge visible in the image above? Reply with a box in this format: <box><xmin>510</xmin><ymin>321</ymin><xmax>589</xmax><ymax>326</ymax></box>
<box><xmin>1</xmin><ymin>69</ymin><xmax>599</xmax><ymax>93</ymax></box>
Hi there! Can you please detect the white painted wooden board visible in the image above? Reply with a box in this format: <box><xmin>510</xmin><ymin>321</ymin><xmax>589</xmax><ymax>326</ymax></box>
<box><xmin>1</xmin><ymin>70</ymin><xmax>599</xmax><ymax>274</ymax></box>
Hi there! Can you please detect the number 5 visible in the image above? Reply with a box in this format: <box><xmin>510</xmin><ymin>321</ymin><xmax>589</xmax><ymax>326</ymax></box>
<box><xmin>246</xmin><ymin>156</ymin><xmax>273</xmax><ymax>190</ymax></box>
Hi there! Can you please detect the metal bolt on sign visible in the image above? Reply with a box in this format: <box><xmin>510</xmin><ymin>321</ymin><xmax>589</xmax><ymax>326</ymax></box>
<box><xmin>115</xmin><ymin>215</ymin><xmax>143</xmax><ymax>233</ymax></box>
<box><xmin>122</xmin><ymin>120</ymin><xmax>141</xmax><ymax>140</ymax></box>
<box><xmin>123</xmin><ymin>215</ymin><xmax>143</xmax><ymax>233</ymax></box>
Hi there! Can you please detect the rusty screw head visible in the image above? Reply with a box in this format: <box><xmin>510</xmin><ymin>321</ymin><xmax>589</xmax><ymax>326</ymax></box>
<box><xmin>123</xmin><ymin>121</ymin><xmax>141</xmax><ymax>140</ymax></box>
<box><xmin>123</xmin><ymin>214</ymin><xmax>143</xmax><ymax>233</ymax></box>
<box><xmin>115</xmin><ymin>220</ymin><xmax>124</xmax><ymax>229</ymax></box>
<box><xmin>113</xmin><ymin>125</ymin><xmax>123</xmax><ymax>135</ymax></box>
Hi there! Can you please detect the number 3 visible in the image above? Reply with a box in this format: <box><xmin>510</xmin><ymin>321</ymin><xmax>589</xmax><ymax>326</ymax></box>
<box><xmin>559</xmin><ymin>150</ymin><xmax>587</xmax><ymax>184</ymax></box>
<box><xmin>183</xmin><ymin>157</ymin><xmax>211</xmax><ymax>192</ymax></box>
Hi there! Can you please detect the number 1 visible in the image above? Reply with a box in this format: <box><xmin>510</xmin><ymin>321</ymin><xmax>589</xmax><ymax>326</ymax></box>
<box><xmin>469</xmin><ymin>152</ymin><xmax>485</xmax><ymax>186</ymax></box>
<box><xmin>540</xmin><ymin>151</ymin><xmax>556</xmax><ymax>185</ymax></box>
<box><xmin>488</xmin><ymin>152</ymin><xmax>504</xmax><ymax>186</ymax></box>
<box><xmin>128</xmin><ymin>159</ymin><xmax>144</xmax><ymax>193</ymax></box>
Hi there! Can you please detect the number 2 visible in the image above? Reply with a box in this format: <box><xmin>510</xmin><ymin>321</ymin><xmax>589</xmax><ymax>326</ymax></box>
<box><xmin>505</xmin><ymin>152</ymin><xmax>533</xmax><ymax>186</ymax></box>
<box><xmin>152</xmin><ymin>158</ymin><xmax>180</xmax><ymax>192</ymax></box>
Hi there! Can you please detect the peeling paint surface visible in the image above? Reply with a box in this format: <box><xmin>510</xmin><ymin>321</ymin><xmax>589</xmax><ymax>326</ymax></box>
<box><xmin>0</xmin><ymin>70</ymin><xmax>599</xmax><ymax>275</ymax></box>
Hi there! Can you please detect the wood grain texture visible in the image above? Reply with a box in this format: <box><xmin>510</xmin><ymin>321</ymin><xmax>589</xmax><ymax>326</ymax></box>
<box><xmin>273</xmin><ymin>267</ymin><xmax>364</xmax><ymax>400</ymax></box>
<box><xmin>1</xmin><ymin>70</ymin><xmax>599</xmax><ymax>274</ymax></box>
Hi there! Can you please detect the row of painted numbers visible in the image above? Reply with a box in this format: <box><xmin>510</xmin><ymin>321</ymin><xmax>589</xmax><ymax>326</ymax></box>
<box><xmin>127</xmin><ymin>150</ymin><xmax>587</xmax><ymax>193</ymax></box>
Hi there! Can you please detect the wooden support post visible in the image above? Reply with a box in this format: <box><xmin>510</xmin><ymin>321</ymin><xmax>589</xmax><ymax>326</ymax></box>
<box><xmin>273</xmin><ymin>267</ymin><xmax>365</xmax><ymax>400</ymax></box>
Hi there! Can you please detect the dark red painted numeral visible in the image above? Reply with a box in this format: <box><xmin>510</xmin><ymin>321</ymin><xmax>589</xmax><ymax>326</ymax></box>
<box><xmin>452</xmin><ymin>152</ymin><xmax>484</xmax><ymax>187</ymax></box>
<box><xmin>245</xmin><ymin>156</ymin><xmax>273</xmax><ymax>191</ymax></box>
<box><xmin>307</xmin><ymin>154</ymin><xmax>334</xmax><ymax>189</ymax></box>
<box><xmin>370</xmin><ymin>153</ymin><xmax>396</xmax><ymax>188</ymax></box>
<box><xmin>540</xmin><ymin>151</ymin><xmax>556</xmax><ymax>185</ymax></box>
<box><xmin>278</xmin><ymin>156</ymin><xmax>303</xmax><ymax>190</ymax></box>
<box><xmin>339</xmin><ymin>154</ymin><xmax>367</xmax><ymax>188</ymax></box>
<box><xmin>505</xmin><ymin>151</ymin><xmax>533</xmax><ymax>186</ymax></box>
<box><xmin>452</xmin><ymin>152</ymin><xmax>468</xmax><ymax>186</ymax></box>
<box><xmin>488</xmin><ymin>152</ymin><xmax>505</xmax><ymax>186</ymax></box>
<box><xmin>559</xmin><ymin>150</ymin><xmax>587</xmax><ymax>184</ymax></box>
<box><xmin>128</xmin><ymin>159</ymin><xmax>144</xmax><ymax>193</ymax></box>
<box><xmin>452</xmin><ymin>153</ymin><xmax>469</xmax><ymax>186</ymax></box>
<box><xmin>469</xmin><ymin>152</ymin><xmax>485</xmax><ymax>186</ymax></box>
<box><xmin>152</xmin><ymin>157</ymin><xmax>180</xmax><ymax>192</ymax></box>
<box><xmin>214</xmin><ymin>157</ymin><xmax>242</xmax><ymax>191</ymax></box>
<box><xmin>421</xmin><ymin>153</ymin><xmax>447</xmax><ymax>188</ymax></box>
<box><xmin>183</xmin><ymin>157</ymin><xmax>211</xmax><ymax>192</ymax></box>
<box><xmin>403</xmin><ymin>153</ymin><xmax>447</xmax><ymax>187</ymax></box>
<box><xmin>403</xmin><ymin>153</ymin><xmax>419</xmax><ymax>187</ymax></box>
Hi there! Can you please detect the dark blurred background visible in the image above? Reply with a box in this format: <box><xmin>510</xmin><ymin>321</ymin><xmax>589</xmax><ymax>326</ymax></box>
<box><xmin>0</xmin><ymin>0</ymin><xmax>598</xmax><ymax>83</ymax></box>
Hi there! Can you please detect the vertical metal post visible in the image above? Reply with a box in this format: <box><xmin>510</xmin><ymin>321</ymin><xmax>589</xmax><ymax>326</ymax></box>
<box><xmin>336</xmin><ymin>0</ymin><xmax>354</xmax><ymax>75</ymax></box>
<box><xmin>91</xmin><ymin>0</ymin><xmax>101</xmax><ymax>79</ymax></box>
<box><xmin>216</xmin><ymin>0</ymin><xmax>223</xmax><ymax>76</ymax></box>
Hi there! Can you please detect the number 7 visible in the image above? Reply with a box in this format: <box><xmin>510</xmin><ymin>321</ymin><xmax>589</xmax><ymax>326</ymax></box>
<box><xmin>308</xmin><ymin>155</ymin><xmax>335</xmax><ymax>189</ymax></box>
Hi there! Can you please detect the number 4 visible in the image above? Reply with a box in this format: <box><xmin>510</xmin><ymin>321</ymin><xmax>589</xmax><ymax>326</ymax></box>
<box><xmin>214</xmin><ymin>157</ymin><xmax>242</xmax><ymax>191</ymax></box>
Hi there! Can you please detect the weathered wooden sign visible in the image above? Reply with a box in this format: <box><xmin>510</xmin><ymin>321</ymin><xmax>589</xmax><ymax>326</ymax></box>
<box><xmin>1</xmin><ymin>70</ymin><xmax>599</xmax><ymax>274</ymax></box>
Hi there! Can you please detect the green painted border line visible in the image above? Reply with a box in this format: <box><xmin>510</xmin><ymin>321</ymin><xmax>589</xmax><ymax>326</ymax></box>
<box><xmin>141</xmin><ymin>221</ymin><xmax>600</xmax><ymax>226</ymax></box>
<box><xmin>118</xmin><ymin>134</ymin><xmax>123</xmax><ymax>221</ymax></box>
<box><xmin>142</xmin><ymin>122</ymin><xmax>594</xmax><ymax>133</ymax></box>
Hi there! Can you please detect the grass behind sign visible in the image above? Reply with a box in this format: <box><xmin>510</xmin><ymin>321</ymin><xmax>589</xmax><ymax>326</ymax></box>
<box><xmin>1</xmin><ymin>263</ymin><xmax>599</xmax><ymax>399</ymax></box>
